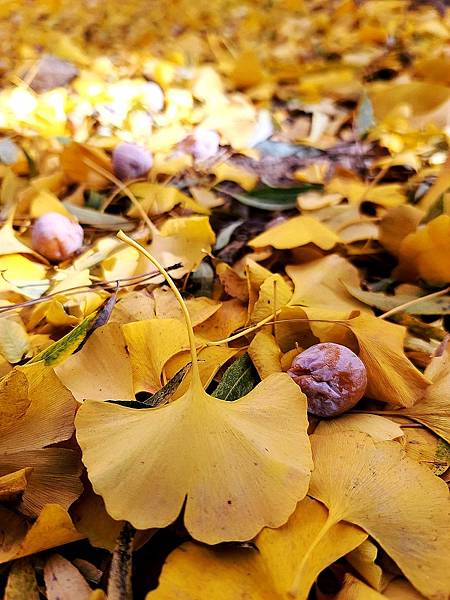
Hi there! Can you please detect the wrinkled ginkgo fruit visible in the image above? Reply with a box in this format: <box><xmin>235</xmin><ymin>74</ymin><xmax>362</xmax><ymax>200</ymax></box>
<box><xmin>75</xmin><ymin>232</ymin><xmax>313</xmax><ymax>544</ymax></box>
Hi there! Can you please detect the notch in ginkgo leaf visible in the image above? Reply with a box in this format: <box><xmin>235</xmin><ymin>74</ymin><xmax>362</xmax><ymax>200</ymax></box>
<box><xmin>75</xmin><ymin>231</ymin><xmax>313</xmax><ymax>544</ymax></box>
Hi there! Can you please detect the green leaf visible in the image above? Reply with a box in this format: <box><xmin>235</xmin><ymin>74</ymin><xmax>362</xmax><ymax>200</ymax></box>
<box><xmin>86</xmin><ymin>190</ymin><xmax>104</xmax><ymax>210</ymax></box>
<box><xmin>29</xmin><ymin>311</ymin><xmax>98</xmax><ymax>366</ymax></box>
<box><xmin>356</xmin><ymin>93</ymin><xmax>375</xmax><ymax>137</ymax></box>
<box><xmin>63</xmin><ymin>201</ymin><xmax>135</xmax><ymax>231</ymax></box>
<box><xmin>224</xmin><ymin>184</ymin><xmax>322</xmax><ymax>211</ymax></box>
<box><xmin>212</xmin><ymin>353</ymin><xmax>259</xmax><ymax>401</ymax></box>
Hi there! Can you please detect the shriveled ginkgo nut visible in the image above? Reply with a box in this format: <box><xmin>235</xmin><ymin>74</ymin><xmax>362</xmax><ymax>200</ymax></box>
<box><xmin>178</xmin><ymin>129</ymin><xmax>220</xmax><ymax>161</ymax></box>
<box><xmin>287</xmin><ymin>342</ymin><xmax>367</xmax><ymax>417</ymax></box>
<box><xmin>112</xmin><ymin>143</ymin><xmax>153</xmax><ymax>181</ymax></box>
<box><xmin>31</xmin><ymin>212</ymin><xmax>84</xmax><ymax>261</ymax></box>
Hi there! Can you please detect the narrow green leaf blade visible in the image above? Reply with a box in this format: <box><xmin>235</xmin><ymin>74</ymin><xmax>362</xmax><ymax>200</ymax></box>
<box><xmin>213</xmin><ymin>353</ymin><xmax>259</xmax><ymax>401</ymax></box>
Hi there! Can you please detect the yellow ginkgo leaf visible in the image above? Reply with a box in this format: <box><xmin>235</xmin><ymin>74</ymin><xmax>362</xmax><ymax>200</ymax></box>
<box><xmin>60</xmin><ymin>142</ymin><xmax>112</xmax><ymax>190</ymax></box>
<box><xmin>343</xmin><ymin>313</ymin><xmax>430</xmax><ymax>407</ymax></box>
<box><xmin>370</xmin><ymin>82</ymin><xmax>450</xmax><ymax>126</ymax></box>
<box><xmin>76</xmin><ymin>369</ymin><xmax>311</xmax><ymax>543</ymax></box>
<box><xmin>0</xmin><ymin>468</ymin><xmax>32</xmax><ymax>501</ymax></box>
<box><xmin>123</xmin><ymin>318</ymin><xmax>189</xmax><ymax>393</ymax></box>
<box><xmin>147</xmin><ymin>497</ymin><xmax>366</xmax><ymax>600</ymax></box>
<box><xmin>0</xmin><ymin>365</ymin><xmax>82</xmax><ymax>516</ymax></box>
<box><xmin>0</xmin><ymin>504</ymin><xmax>82</xmax><ymax>564</ymax></box>
<box><xmin>148</xmin><ymin>542</ymin><xmax>271</xmax><ymax>600</ymax></box>
<box><xmin>315</xmin><ymin>414</ymin><xmax>403</xmax><ymax>442</ymax></box>
<box><xmin>249</xmin><ymin>215</ymin><xmax>341</xmax><ymax>250</ymax></box>
<box><xmin>378</xmin><ymin>204</ymin><xmax>425</xmax><ymax>257</ymax></box>
<box><xmin>127</xmin><ymin>183</ymin><xmax>209</xmax><ymax>217</ymax></box>
<box><xmin>30</xmin><ymin>190</ymin><xmax>72</xmax><ymax>219</ymax></box>
<box><xmin>346</xmin><ymin>540</ymin><xmax>386</xmax><ymax>591</ymax></box>
<box><xmin>386</xmin><ymin>342</ymin><xmax>450</xmax><ymax>443</ymax></box>
<box><xmin>0</xmin><ymin>213</ymin><xmax>45</xmax><ymax>261</ymax></box>
<box><xmin>71</xmin><ymin>488</ymin><xmax>124</xmax><ymax>552</ymax></box>
<box><xmin>76</xmin><ymin>234</ymin><xmax>312</xmax><ymax>544</ymax></box>
<box><xmin>309</xmin><ymin>431</ymin><xmax>450</xmax><ymax>599</ymax></box>
<box><xmin>0</xmin><ymin>315</ymin><xmax>30</xmax><ymax>363</ymax></box>
<box><xmin>153</xmin><ymin>287</ymin><xmax>220</xmax><ymax>326</ymax></box>
<box><xmin>55</xmin><ymin>323</ymin><xmax>135</xmax><ymax>402</ymax></box>
<box><xmin>211</xmin><ymin>161</ymin><xmax>258</xmax><ymax>191</ymax></box>
<box><xmin>334</xmin><ymin>573</ymin><xmax>386</xmax><ymax>600</ymax></box>
<box><xmin>327</xmin><ymin>177</ymin><xmax>406</xmax><ymax>207</ymax></box>
<box><xmin>230</xmin><ymin>50</ymin><xmax>265</xmax><ymax>89</ymax></box>
<box><xmin>143</xmin><ymin>216</ymin><xmax>215</xmax><ymax>279</ymax></box>
<box><xmin>0</xmin><ymin>254</ymin><xmax>48</xmax><ymax>297</ymax></box>
<box><xmin>255</xmin><ymin>496</ymin><xmax>367</xmax><ymax>599</ymax></box>
<box><xmin>248</xmin><ymin>331</ymin><xmax>282</xmax><ymax>379</ymax></box>
<box><xmin>194</xmin><ymin>299</ymin><xmax>247</xmax><ymax>342</ymax></box>
<box><xmin>383</xmin><ymin>578</ymin><xmax>427</xmax><ymax>599</ymax></box>
<box><xmin>286</xmin><ymin>254</ymin><xmax>369</xmax><ymax>313</ymax></box>
<box><xmin>251</xmin><ymin>274</ymin><xmax>293</xmax><ymax>323</ymax></box>
<box><xmin>396</xmin><ymin>215</ymin><xmax>450</xmax><ymax>285</ymax></box>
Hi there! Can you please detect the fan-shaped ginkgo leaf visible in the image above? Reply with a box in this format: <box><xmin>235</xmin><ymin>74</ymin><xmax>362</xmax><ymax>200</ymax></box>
<box><xmin>55</xmin><ymin>323</ymin><xmax>135</xmax><ymax>402</ymax></box>
<box><xmin>343</xmin><ymin>313</ymin><xmax>430</xmax><ymax>407</ymax></box>
<box><xmin>286</xmin><ymin>254</ymin><xmax>369</xmax><ymax>313</ymax></box>
<box><xmin>76</xmin><ymin>371</ymin><xmax>312</xmax><ymax>544</ymax></box>
<box><xmin>147</xmin><ymin>496</ymin><xmax>367</xmax><ymax>600</ymax></box>
<box><xmin>315</xmin><ymin>414</ymin><xmax>403</xmax><ymax>442</ymax></box>
<box><xmin>309</xmin><ymin>431</ymin><xmax>450</xmax><ymax>599</ymax></box>
<box><xmin>345</xmin><ymin>539</ymin><xmax>386</xmax><ymax>591</ymax></box>
<box><xmin>76</xmin><ymin>233</ymin><xmax>313</xmax><ymax>544</ymax></box>
<box><xmin>0</xmin><ymin>365</ymin><xmax>82</xmax><ymax>516</ymax></box>
<box><xmin>248</xmin><ymin>215</ymin><xmax>340</xmax><ymax>250</ymax></box>
<box><xmin>122</xmin><ymin>318</ymin><xmax>189</xmax><ymax>393</ymax></box>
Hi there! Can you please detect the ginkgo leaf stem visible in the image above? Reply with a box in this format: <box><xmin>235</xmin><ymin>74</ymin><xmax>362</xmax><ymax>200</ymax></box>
<box><xmin>83</xmin><ymin>157</ymin><xmax>155</xmax><ymax>231</ymax></box>
<box><xmin>379</xmin><ymin>286</ymin><xmax>450</xmax><ymax>320</ymax></box>
<box><xmin>206</xmin><ymin>313</ymin><xmax>350</xmax><ymax>347</ymax></box>
<box><xmin>117</xmin><ymin>231</ymin><xmax>201</xmax><ymax>384</ymax></box>
<box><xmin>288</xmin><ymin>510</ymin><xmax>337</xmax><ymax>598</ymax></box>
<box><xmin>206</xmin><ymin>311</ymin><xmax>283</xmax><ymax>346</ymax></box>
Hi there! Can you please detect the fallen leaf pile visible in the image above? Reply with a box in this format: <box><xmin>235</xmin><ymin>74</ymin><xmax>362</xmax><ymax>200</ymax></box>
<box><xmin>0</xmin><ymin>0</ymin><xmax>449</xmax><ymax>598</ymax></box>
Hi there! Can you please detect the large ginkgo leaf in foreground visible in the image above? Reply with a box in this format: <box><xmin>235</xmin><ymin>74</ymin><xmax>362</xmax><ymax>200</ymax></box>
<box><xmin>76</xmin><ymin>233</ymin><xmax>313</xmax><ymax>544</ymax></box>
<box><xmin>76</xmin><ymin>372</ymin><xmax>312</xmax><ymax>544</ymax></box>
<box><xmin>309</xmin><ymin>432</ymin><xmax>450</xmax><ymax>599</ymax></box>
<box><xmin>147</xmin><ymin>497</ymin><xmax>367</xmax><ymax>600</ymax></box>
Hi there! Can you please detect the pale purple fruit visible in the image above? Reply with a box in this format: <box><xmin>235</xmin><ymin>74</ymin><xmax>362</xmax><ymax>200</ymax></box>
<box><xmin>112</xmin><ymin>143</ymin><xmax>153</xmax><ymax>180</ymax></box>
<box><xmin>287</xmin><ymin>342</ymin><xmax>367</xmax><ymax>417</ymax></box>
<box><xmin>32</xmin><ymin>212</ymin><xmax>83</xmax><ymax>261</ymax></box>
<box><xmin>178</xmin><ymin>129</ymin><xmax>220</xmax><ymax>161</ymax></box>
